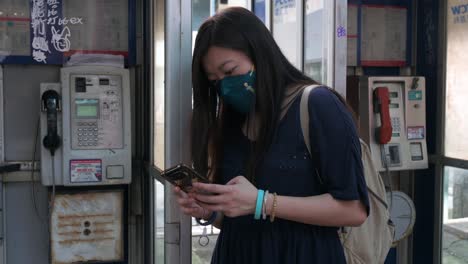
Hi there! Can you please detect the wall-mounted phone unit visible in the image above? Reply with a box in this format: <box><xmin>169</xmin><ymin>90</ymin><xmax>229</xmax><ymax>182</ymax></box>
<box><xmin>359</xmin><ymin>76</ymin><xmax>428</xmax><ymax>171</ymax></box>
<box><xmin>41</xmin><ymin>66</ymin><xmax>131</xmax><ymax>186</ymax></box>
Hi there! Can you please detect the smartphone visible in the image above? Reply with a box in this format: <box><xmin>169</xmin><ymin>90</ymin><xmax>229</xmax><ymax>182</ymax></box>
<box><xmin>160</xmin><ymin>163</ymin><xmax>209</xmax><ymax>193</ymax></box>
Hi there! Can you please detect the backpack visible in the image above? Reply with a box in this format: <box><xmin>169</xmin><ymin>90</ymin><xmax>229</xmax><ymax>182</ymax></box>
<box><xmin>299</xmin><ymin>85</ymin><xmax>395</xmax><ymax>264</ymax></box>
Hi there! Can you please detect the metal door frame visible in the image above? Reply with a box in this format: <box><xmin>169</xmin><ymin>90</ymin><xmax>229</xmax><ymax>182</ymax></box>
<box><xmin>164</xmin><ymin>0</ymin><xmax>193</xmax><ymax>263</ymax></box>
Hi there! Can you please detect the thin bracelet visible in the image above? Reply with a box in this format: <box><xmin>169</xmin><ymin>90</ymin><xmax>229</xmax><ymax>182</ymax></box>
<box><xmin>262</xmin><ymin>190</ymin><xmax>269</xmax><ymax>220</ymax></box>
<box><xmin>270</xmin><ymin>193</ymin><xmax>278</xmax><ymax>223</ymax></box>
<box><xmin>196</xmin><ymin>211</ymin><xmax>217</xmax><ymax>226</ymax></box>
<box><xmin>254</xmin><ymin>189</ymin><xmax>265</xmax><ymax>220</ymax></box>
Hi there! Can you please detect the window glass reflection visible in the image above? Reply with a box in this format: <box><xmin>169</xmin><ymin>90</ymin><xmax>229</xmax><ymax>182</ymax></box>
<box><xmin>273</xmin><ymin>0</ymin><xmax>301</xmax><ymax>69</ymax></box>
<box><xmin>445</xmin><ymin>0</ymin><xmax>468</xmax><ymax>160</ymax></box>
<box><xmin>442</xmin><ymin>166</ymin><xmax>468</xmax><ymax>263</ymax></box>
<box><xmin>304</xmin><ymin>0</ymin><xmax>327</xmax><ymax>83</ymax></box>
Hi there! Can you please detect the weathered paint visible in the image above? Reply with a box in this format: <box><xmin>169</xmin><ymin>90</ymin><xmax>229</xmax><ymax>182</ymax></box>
<box><xmin>50</xmin><ymin>191</ymin><xmax>124</xmax><ymax>264</ymax></box>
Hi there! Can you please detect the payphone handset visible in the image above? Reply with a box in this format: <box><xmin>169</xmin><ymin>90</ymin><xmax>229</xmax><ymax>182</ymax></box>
<box><xmin>373</xmin><ymin>87</ymin><xmax>392</xmax><ymax>145</ymax></box>
<box><xmin>360</xmin><ymin>76</ymin><xmax>428</xmax><ymax>172</ymax></box>
<box><xmin>41</xmin><ymin>90</ymin><xmax>61</xmax><ymax>156</ymax></box>
<box><xmin>40</xmin><ymin>83</ymin><xmax>63</xmax><ymax>186</ymax></box>
<box><xmin>41</xmin><ymin>66</ymin><xmax>131</xmax><ymax>186</ymax></box>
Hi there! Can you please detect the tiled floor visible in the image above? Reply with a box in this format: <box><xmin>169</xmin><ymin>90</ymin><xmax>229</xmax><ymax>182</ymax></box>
<box><xmin>443</xmin><ymin>232</ymin><xmax>468</xmax><ymax>264</ymax></box>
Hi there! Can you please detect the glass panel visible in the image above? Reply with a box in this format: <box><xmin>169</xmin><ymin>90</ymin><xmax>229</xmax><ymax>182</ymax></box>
<box><xmin>218</xmin><ymin>0</ymin><xmax>250</xmax><ymax>10</ymax></box>
<box><xmin>254</xmin><ymin>0</ymin><xmax>267</xmax><ymax>25</ymax></box>
<box><xmin>153</xmin><ymin>1</ymin><xmax>165</xmax><ymax>262</ymax></box>
<box><xmin>445</xmin><ymin>0</ymin><xmax>468</xmax><ymax>160</ymax></box>
<box><xmin>62</xmin><ymin>0</ymin><xmax>128</xmax><ymax>56</ymax></box>
<box><xmin>154</xmin><ymin>180</ymin><xmax>165</xmax><ymax>263</ymax></box>
<box><xmin>442</xmin><ymin>166</ymin><xmax>468</xmax><ymax>264</ymax></box>
<box><xmin>304</xmin><ymin>0</ymin><xmax>328</xmax><ymax>83</ymax></box>
<box><xmin>273</xmin><ymin>0</ymin><xmax>302</xmax><ymax>69</ymax></box>
<box><xmin>154</xmin><ymin>0</ymin><xmax>165</xmax><ymax>169</ymax></box>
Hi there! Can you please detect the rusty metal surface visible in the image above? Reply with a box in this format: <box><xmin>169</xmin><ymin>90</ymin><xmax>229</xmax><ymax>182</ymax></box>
<box><xmin>51</xmin><ymin>190</ymin><xmax>124</xmax><ymax>264</ymax></box>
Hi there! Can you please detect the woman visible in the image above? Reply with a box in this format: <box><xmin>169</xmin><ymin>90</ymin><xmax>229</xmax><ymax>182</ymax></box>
<box><xmin>175</xmin><ymin>7</ymin><xmax>369</xmax><ymax>264</ymax></box>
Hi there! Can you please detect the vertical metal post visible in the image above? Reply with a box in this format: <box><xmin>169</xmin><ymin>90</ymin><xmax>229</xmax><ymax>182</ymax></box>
<box><xmin>434</xmin><ymin>0</ymin><xmax>448</xmax><ymax>263</ymax></box>
<box><xmin>146</xmin><ymin>0</ymin><xmax>156</xmax><ymax>262</ymax></box>
<box><xmin>165</xmin><ymin>0</ymin><xmax>192</xmax><ymax>263</ymax></box>
<box><xmin>334</xmin><ymin>0</ymin><xmax>347</xmax><ymax>96</ymax></box>
<box><xmin>265</xmin><ymin>0</ymin><xmax>271</xmax><ymax>30</ymax></box>
<box><xmin>0</xmin><ymin>66</ymin><xmax>4</xmax><ymax>264</ymax></box>
<box><xmin>297</xmin><ymin>0</ymin><xmax>304</xmax><ymax>71</ymax></box>
<box><xmin>325</xmin><ymin>0</ymin><xmax>335</xmax><ymax>87</ymax></box>
<box><xmin>0</xmin><ymin>66</ymin><xmax>3</xmax><ymax>165</ymax></box>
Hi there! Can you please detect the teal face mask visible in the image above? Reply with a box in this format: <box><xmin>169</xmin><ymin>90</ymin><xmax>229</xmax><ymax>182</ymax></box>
<box><xmin>215</xmin><ymin>69</ymin><xmax>256</xmax><ymax>114</ymax></box>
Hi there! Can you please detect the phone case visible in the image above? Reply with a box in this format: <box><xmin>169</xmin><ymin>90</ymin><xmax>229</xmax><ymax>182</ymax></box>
<box><xmin>161</xmin><ymin>163</ymin><xmax>209</xmax><ymax>192</ymax></box>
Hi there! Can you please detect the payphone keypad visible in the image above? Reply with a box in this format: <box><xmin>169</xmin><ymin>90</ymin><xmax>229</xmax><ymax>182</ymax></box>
<box><xmin>77</xmin><ymin>122</ymin><xmax>99</xmax><ymax>146</ymax></box>
<box><xmin>391</xmin><ymin>117</ymin><xmax>401</xmax><ymax>135</ymax></box>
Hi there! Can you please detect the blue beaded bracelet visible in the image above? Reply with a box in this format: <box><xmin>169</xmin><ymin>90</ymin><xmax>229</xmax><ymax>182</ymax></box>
<box><xmin>254</xmin><ymin>189</ymin><xmax>265</xmax><ymax>220</ymax></box>
<box><xmin>196</xmin><ymin>211</ymin><xmax>217</xmax><ymax>226</ymax></box>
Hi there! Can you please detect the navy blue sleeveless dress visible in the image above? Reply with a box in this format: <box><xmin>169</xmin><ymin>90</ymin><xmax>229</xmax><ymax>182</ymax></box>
<box><xmin>211</xmin><ymin>87</ymin><xmax>370</xmax><ymax>264</ymax></box>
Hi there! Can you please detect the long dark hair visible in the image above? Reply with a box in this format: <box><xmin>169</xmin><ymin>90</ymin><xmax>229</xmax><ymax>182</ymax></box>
<box><xmin>191</xmin><ymin>7</ymin><xmax>320</xmax><ymax>183</ymax></box>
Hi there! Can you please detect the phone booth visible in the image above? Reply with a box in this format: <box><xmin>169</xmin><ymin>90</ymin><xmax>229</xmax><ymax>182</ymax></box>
<box><xmin>0</xmin><ymin>0</ymin><xmax>136</xmax><ymax>263</ymax></box>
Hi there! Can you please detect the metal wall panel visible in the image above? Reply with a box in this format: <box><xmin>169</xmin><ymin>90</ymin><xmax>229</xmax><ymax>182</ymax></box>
<box><xmin>3</xmin><ymin>65</ymin><xmax>60</xmax><ymax>161</ymax></box>
<box><xmin>5</xmin><ymin>182</ymin><xmax>49</xmax><ymax>264</ymax></box>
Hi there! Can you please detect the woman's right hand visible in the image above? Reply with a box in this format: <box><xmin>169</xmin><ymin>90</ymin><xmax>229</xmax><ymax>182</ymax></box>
<box><xmin>174</xmin><ymin>186</ymin><xmax>211</xmax><ymax>219</ymax></box>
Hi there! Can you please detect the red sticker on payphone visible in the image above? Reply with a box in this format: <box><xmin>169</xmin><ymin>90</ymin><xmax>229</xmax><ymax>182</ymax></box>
<box><xmin>407</xmin><ymin>126</ymin><xmax>425</xmax><ymax>140</ymax></box>
<box><xmin>70</xmin><ymin>159</ymin><xmax>102</xmax><ymax>183</ymax></box>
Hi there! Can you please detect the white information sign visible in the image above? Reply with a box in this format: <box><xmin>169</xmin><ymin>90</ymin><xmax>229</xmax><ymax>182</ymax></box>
<box><xmin>361</xmin><ymin>5</ymin><xmax>407</xmax><ymax>66</ymax></box>
<box><xmin>0</xmin><ymin>0</ymin><xmax>30</xmax><ymax>56</ymax></box>
<box><xmin>347</xmin><ymin>5</ymin><xmax>358</xmax><ymax>66</ymax></box>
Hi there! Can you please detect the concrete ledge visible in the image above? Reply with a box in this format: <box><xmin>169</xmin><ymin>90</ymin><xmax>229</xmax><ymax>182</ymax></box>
<box><xmin>444</xmin><ymin>218</ymin><xmax>468</xmax><ymax>240</ymax></box>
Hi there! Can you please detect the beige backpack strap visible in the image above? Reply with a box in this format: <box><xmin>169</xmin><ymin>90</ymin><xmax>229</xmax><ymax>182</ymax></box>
<box><xmin>300</xmin><ymin>84</ymin><xmax>324</xmax><ymax>184</ymax></box>
<box><xmin>300</xmin><ymin>85</ymin><xmax>320</xmax><ymax>156</ymax></box>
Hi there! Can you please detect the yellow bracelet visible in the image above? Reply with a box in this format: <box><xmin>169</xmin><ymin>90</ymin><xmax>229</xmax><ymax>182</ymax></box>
<box><xmin>270</xmin><ymin>193</ymin><xmax>278</xmax><ymax>223</ymax></box>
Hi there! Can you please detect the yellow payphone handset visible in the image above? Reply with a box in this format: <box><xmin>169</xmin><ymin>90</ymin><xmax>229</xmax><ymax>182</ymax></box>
<box><xmin>360</xmin><ymin>76</ymin><xmax>428</xmax><ymax>172</ymax></box>
<box><xmin>40</xmin><ymin>66</ymin><xmax>132</xmax><ymax>186</ymax></box>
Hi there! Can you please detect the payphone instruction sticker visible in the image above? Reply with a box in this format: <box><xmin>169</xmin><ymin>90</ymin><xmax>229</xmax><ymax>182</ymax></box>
<box><xmin>70</xmin><ymin>159</ymin><xmax>102</xmax><ymax>183</ymax></box>
<box><xmin>407</xmin><ymin>126</ymin><xmax>425</xmax><ymax>140</ymax></box>
<box><xmin>408</xmin><ymin>90</ymin><xmax>423</xmax><ymax>100</ymax></box>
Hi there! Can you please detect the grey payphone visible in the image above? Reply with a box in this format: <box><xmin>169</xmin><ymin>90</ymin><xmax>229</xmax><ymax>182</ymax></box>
<box><xmin>40</xmin><ymin>66</ymin><xmax>131</xmax><ymax>186</ymax></box>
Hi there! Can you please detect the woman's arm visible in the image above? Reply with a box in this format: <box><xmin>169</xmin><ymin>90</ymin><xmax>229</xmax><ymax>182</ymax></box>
<box><xmin>192</xmin><ymin>176</ymin><xmax>367</xmax><ymax>227</ymax></box>
<box><xmin>266</xmin><ymin>193</ymin><xmax>367</xmax><ymax>227</ymax></box>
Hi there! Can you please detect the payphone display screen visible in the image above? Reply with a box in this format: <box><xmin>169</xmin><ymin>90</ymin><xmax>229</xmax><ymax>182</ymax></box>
<box><xmin>77</xmin><ymin>105</ymin><xmax>98</xmax><ymax>118</ymax></box>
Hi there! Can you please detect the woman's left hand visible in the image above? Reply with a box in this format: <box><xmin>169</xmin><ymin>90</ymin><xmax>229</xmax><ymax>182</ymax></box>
<box><xmin>191</xmin><ymin>176</ymin><xmax>258</xmax><ymax>218</ymax></box>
